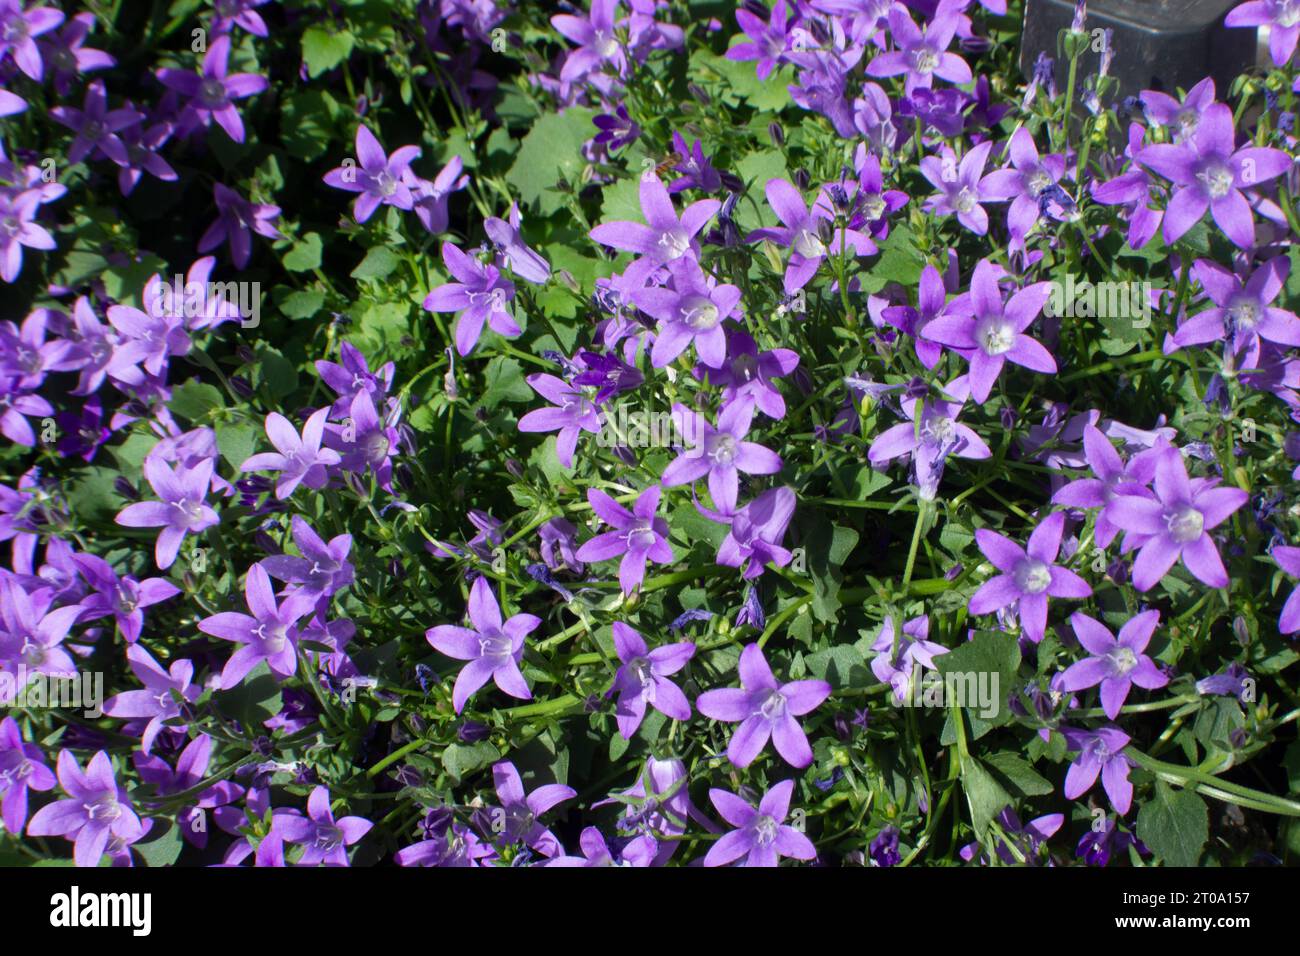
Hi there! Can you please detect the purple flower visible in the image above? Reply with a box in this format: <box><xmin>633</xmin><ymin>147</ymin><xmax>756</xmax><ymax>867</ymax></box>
<box><xmin>1058</xmin><ymin>610</ymin><xmax>1169</xmax><ymax>718</ymax></box>
<box><xmin>115</xmin><ymin>456</ymin><xmax>220</xmax><ymax>569</ymax></box>
<box><xmin>117</xmin><ymin>114</ymin><xmax>178</xmax><ymax>195</ymax></box>
<box><xmin>538</xmin><ymin>517</ymin><xmax>583</xmax><ymax>573</ymax></box>
<box><xmin>1135</xmin><ymin>102</ymin><xmax>1291</xmax><ymax>250</ymax></box>
<box><xmin>1274</xmin><ymin>545</ymin><xmax>1300</xmax><ymax>634</ymax></box>
<box><xmin>714</xmin><ymin>485</ymin><xmax>797</xmax><ymax>578</ymax></box>
<box><xmin>278</xmin><ymin>786</ymin><xmax>372</xmax><ymax>866</ymax></box>
<box><xmin>1226</xmin><ymin>0</ymin><xmax>1300</xmax><ymax>66</ymax></box>
<box><xmin>488</xmin><ymin>760</ymin><xmax>575</xmax><ymax>858</ymax></box>
<box><xmin>870</xmin><ymin>614</ymin><xmax>948</xmax><ymax>702</ymax></box>
<box><xmin>866</xmin><ymin>3</ymin><xmax>971</xmax><ymax>95</ymax></box>
<box><xmin>960</xmin><ymin>806</ymin><xmax>1063</xmax><ymax>865</ymax></box>
<box><xmin>667</xmin><ymin>131</ymin><xmax>722</xmax><ymax>193</ymax></box>
<box><xmin>105</xmin><ymin>301</ymin><xmax>190</xmax><ymax>378</ymax></box>
<box><xmin>572</xmin><ymin>348</ymin><xmax>643</xmax><ymax>404</ymax></box>
<box><xmin>484</xmin><ymin>201</ymin><xmax>550</xmax><ymax>284</ymax></box>
<box><xmin>54</xmin><ymin>395</ymin><xmax>111</xmax><ymax>461</ymax></box>
<box><xmin>634</xmin><ymin>256</ymin><xmax>742</xmax><ymax>368</ymax></box>
<box><xmin>1140</xmin><ymin>76</ymin><xmax>1216</xmax><ymax>141</ymax></box>
<box><xmin>552</xmin><ymin>0</ymin><xmax>626</xmax><ymax>84</ymax></box>
<box><xmin>0</xmin><ymin>715</ymin><xmax>54</xmax><ymax>833</ymax></box>
<box><xmin>968</xmin><ymin>511</ymin><xmax>1093</xmax><ymax>643</ymax></box>
<box><xmin>517</xmin><ymin>373</ymin><xmax>602</xmax><ymax>468</ymax></box>
<box><xmin>132</xmin><ymin>735</ymin><xmax>237</xmax><ymax>848</ymax></box>
<box><xmin>575</xmin><ymin>485</ymin><xmax>673</xmax><ymax>595</ymax></box>
<box><xmin>73</xmin><ymin>553</ymin><xmax>180</xmax><ymax>644</ymax></box>
<box><xmin>315</xmin><ymin>341</ymin><xmax>394</xmax><ymax>417</ymax></box>
<box><xmin>209</xmin><ymin>0</ymin><xmax>269</xmax><ymax>37</ymax></box>
<box><xmin>1102</xmin><ymin>448</ymin><xmax>1247</xmax><ymax>591</ymax></box>
<box><xmin>102</xmin><ymin>644</ymin><xmax>200</xmax><ymax>753</ymax></box>
<box><xmin>324</xmin><ymin>389</ymin><xmax>399</xmax><ymax>489</ymax></box>
<box><xmin>0</xmin><ymin>0</ymin><xmax>63</xmax><ymax>81</ymax></box>
<box><xmin>423</xmin><ymin>241</ymin><xmax>520</xmax><ymax>356</ymax></box>
<box><xmin>323</xmin><ymin>125</ymin><xmax>421</xmax><ymax>223</ymax></box>
<box><xmin>592</xmin><ymin>103</ymin><xmax>641</xmax><ymax>151</ymax></box>
<box><xmin>919</xmin><ymin>141</ymin><xmax>1002</xmax><ymax>235</ymax></box>
<box><xmin>1196</xmin><ymin>662</ymin><xmax>1252</xmax><ymax>699</ymax></box>
<box><xmin>1061</xmin><ymin>725</ymin><xmax>1135</xmax><ymax>815</ymax></box>
<box><xmin>853</xmin><ymin>146</ymin><xmax>909</xmax><ymax>241</ymax></box>
<box><xmin>426</xmin><ymin>575</ymin><xmax>541</xmax><ymax>712</ymax></box>
<box><xmin>0</xmin><ymin>190</ymin><xmax>56</xmax><ymax>283</ymax></box>
<box><xmin>27</xmin><ymin>750</ymin><xmax>144</xmax><ymax>867</ymax></box>
<box><xmin>1051</xmin><ymin>424</ymin><xmax>1162</xmax><ymax>548</ymax></box>
<box><xmin>921</xmin><ymin>259</ymin><xmax>1056</xmax><ymax>404</ymax></box>
<box><xmin>609</xmin><ymin>622</ymin><xmax>695</xmax><ymax>738</ymax></box>
<box><xmin>260</xmin><ymin>516</ymin><xmax>354</xmax><ymax>607</ymax></box>
<box><xmin>979</xmin><ymin>127</ymin><xmax>1069</xmax><ymax>242</ymax></box>
<box><xmin>407</xmin><ymin>154</ymin><xmax>469</xmax><ymax>234</ymax></box>
<box><xmin>198</xmin><ymin>563</ymin><xmax>317</xmax><ymax>687</ymax></box>
<box><xmin>662</xmin><ymin>400</ymin><xmax>782</xmax><ymax>513</ymax></box>
<box><xmin>1173</xmin><ymin>257</ymin><xmax>1300</xmax><ymax>366</ymax></box>
<box><xmin>696</xmin><ymin>643</ymin><xmax>831</xmax><ymax>768</ymax></box>
<box><xmin>697</xmin><ymin>329</ymin><xmax>799</xmax><ymax>420</ymax></box>
<box><xmin>156</xmin><ymin>34</ymin><xmax>267</xmax><ymax>143</ymax></box>
<box><xmin>240</xmin><ymin>409</ymin><xmax>341</xmax><ymax>499</ymax></box>
<box><xmin>0</xmin><ymin>86</ymin><xmax>24</xmax><ymax>115</ymax></box>
<box><xmin>704</xmin><ymin>779</ymin><xmax>816</xmax><ymax>867</ymax></box>
<box><xmin>545</xmin><ymin>827</ymin><xmax>657</xmax><ymax>867</ymax></box>
<box><xmin>868</xmin><ymin>395</ymin><xmax>991</xmax><ymax>500</ymax></box>
<box><xmin>198</xmin><ymin>183</ymin><xmax>282</xmax><ymax>270</ymax></box>
<box><xmin>747</xmin><ymin>177</ymin><xmax>876</xmax><ymax>294</ymax></box>
<box><xmin>727</xmin><ymin>0</ymin><xmax>793</xmax><ymax>81</ymax></box>
<box><xmin>49</xmin><ymin>80</ymin><xmax>141</xmax><ymax>166</ymax></box>
<box><xmin>589</xmin><ymin>173</ymin><xmax>720</xmax><ymax>289</ymax></box>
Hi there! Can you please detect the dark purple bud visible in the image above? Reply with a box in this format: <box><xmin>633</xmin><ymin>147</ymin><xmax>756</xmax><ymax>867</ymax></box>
<box><xmin>505</xmin><ymin>458</ymin><xmax>524</xmax><ymax>479</ymax></box>
<box><xmin>768</xmin><ymin>122</ymin><xmax>785</xmax><ymax>147</ymax></box>
<box><xmin>458</xmin><ymin>720</ymin><xmax>491</xmax><ymax>743</ymax></box>
<box><xmin>687</xmin><ymin>82</ymin><xmax>710</xmax><ymax>106</ymax></box>
<box><xmin>230</xmin><ymin>376</ymin><xmax>253</xmax><ymax>399</ymax></box>
<box><xmin>1000</xmin><ymin>406</ymin><xmax>1018</xmax><ymax>430</ymax></box>
<box><xmin>395</xmin><ymin>764</ymin><xmax>424</xmax><ymax>788</ymax></box>
<box><xmin>793</xmin><ymin>168</ymin><xmax>811</xmax><ymax>191</ymax></box>
<box><xmin>114</xmin><ymin>476</ymin><xmax>141</xmax><ymax>501</ymax></box>
<box><xmin>236</xmin><ymin>345</ymin><xmax>256</xmax><ymax>364</ymax></box>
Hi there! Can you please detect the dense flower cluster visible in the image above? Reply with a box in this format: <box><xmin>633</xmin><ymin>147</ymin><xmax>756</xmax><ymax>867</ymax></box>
<box><xmin>0</xmin><ymin>0</ymin><xmax>1298</xmax><ymax>869</ymax></box>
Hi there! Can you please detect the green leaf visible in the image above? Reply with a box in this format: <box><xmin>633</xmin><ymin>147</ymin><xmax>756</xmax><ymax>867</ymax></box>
<box><xmin>301</xmin><ymin>25</ymin><xmax>355</xmax><ymax>78</ymax></box>
<box><xmin>960</xmin><ymin>755</ymin><xmax>1011</xmax><ymax>839</ymax></box>
<box><xmin>280</xmin><ymin>89</ymin><xmax>339</xmax><ymax>161</ymax></box>
<box><xmin>216</xmin><ymin>421</ymin><xmax>259</xmax><ymax>469</ymax></box>
<box><xmin>257</xmin><ymin>347</ymin><xmax>299</xmax><ymax>400</ymax></box>
<box><xmin>804</xmin><ymin>516</ymin><xmax>859</xmax><ymax>623</ymax></box>
<box><xmin>66</xmin><ymin>466</ymin><xmax>127</xmax><ymax>523</ymax></box>
<box><xmin>442</xmin><ymin>741</ymin><xmax>501</xmax><ymax>784</ymax></box>
<box><xmin>506</xmin><ymin>108</ymin><xmax>597</xmax><ymax>215</ymax></box>
<box><xmin>169</xmin><ymin>380</ymin><xmax>225</xmax><ymax>422</ymax></box>
<box><xmin>279</xmin><ymin>288</ymin><xmax>325</xmax><ymax>320</ymax></box>
<box><xmin>283</xmin><ymin>232</ymin><xmax>323</xmax><ymax>272</ymax></box>
<box><xmin>1137</xmin><ymin>781</ymin><xmax>1208</xmax><ymax>867</ymax></box>
<box><xmin>803</xmin><ymin>645</ymin><xmax>869</xmax><ymax>687</ymax></box>
<box><xmin>481</xmin><ymin>356</ymin><xmax>534</xmax><ymax>409</ymax></box>
<box><xmin>936</xmin><ymin>629</ymin><xmax>1020</xmax><ymax>726</ymax></box>
<box><xmin>216</xmin><ymin>661</ymin><xmax>283</xmax><ymax>728</ymax></box>
<box><xmin>351</xmin><ymin>246</ymin><xmax>402</xmax><ymax>281</ymax></box>
<box><xmin>134</xmin><ymin>818</ymin><xmax>184</xmax><ymax>867</ymax></box>
<box><xmin>983</xmin><ymin>751</ymin><xmax>1054</xmax><ymax>798</ymax></box>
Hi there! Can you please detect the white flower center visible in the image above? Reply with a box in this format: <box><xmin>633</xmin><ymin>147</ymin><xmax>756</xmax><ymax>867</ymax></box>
<box><xmin>1108</xmin><ymin>646</ymin><xmax>1139</xmax><ymax>677</ymax></box>
<box><xmin>1165</xmin><ymin>504</ymin><xmax>1204</xmax><ymax>543</ymax></box>
<box><xmin>681</xmin><ymin>296</ymin><xmax>720</xmax><ymax>330</ymax></box>
<box><xmin>792</xmin><ymin>227</ymin><xmax>826</xmax><ymax>259</ymax></box>
<box><xmin>976</xmin><ymin>316</ymin><xmax>1015</xmax><ymax>356</ymax></box>
<box><xmin>1013</xmin><ymin>558</ymin><xmax>1052</xmax><ymax>595</ymax></box>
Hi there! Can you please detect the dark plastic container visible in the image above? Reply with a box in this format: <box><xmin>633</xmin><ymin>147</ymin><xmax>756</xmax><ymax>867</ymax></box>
<box><xmin>1020</xmin><ymin>0</ymin><xmax>1257</xmax><ymax>100</ymax></box>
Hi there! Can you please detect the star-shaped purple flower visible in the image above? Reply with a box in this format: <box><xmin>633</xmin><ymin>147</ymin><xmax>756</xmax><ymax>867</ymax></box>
<box><xmin>609</xmin><ymin>622</ymin><xmax>695</xmax><ymax>738</ymax></box>
<box><xmin>425</xmin><ymin>575</ymin><xmax>541</xmax><ymax>712</ymax></box>
<box><xmin>1059</xmin><ymin>610</ymin><xmax>1169</xmax><ymax>718</ymax></box>
<box><xmin>575</xmin><ymin>485</ymin><xmax>673</xmax><ymax>595</ymax></box>
<box><xmin>696</xmin><ymin>643</ymin><xmax>831</xmax><ymax>768</ymax></box>
<box><xmin>968</xmin><ymin>511</ymin><xmax>1093</xmax><ymax>643</ymax></box>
